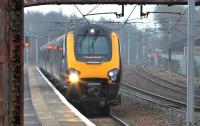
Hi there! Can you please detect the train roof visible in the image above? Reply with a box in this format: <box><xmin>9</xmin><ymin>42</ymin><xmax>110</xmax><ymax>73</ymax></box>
<box><xmin>73</xmin><ymin>24</ymin><xmax>112</xmax><ymax>35</ymax></box>
<box><xmin>40</xmin><ymin>24</ymin><xmax>112</xmax><ymax>51</ymax></box>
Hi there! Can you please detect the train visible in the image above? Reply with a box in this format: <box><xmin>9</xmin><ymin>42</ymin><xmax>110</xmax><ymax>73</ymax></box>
<box><xmin>39</xmin><ymin>24</ymin><xmax>122</xmax><ymax>113</ymax></box>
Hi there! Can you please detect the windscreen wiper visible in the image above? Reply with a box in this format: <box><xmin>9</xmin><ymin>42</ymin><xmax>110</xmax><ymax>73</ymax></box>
<box><xmin>90</xmin><ymin>30</ymin><xmax>99</xmax><ymax>54</ymax></box>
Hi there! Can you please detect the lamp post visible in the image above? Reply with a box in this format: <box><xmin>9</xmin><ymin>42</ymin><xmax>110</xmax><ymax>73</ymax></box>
<box><xmin>35</xmin><ymin>35</ymin><xmax>38</xmax><ymax>65</ymax></box>
<box><xmin>187</xmin><ymin>0</ymin><xmax>195</xmax><ymax>126</ymax></box>
<box><xmin>142</xmin><ymin>30</ymin><xmax>145</xmax><ymax>62</ymax></box>
<box><xmin>168</xmin><ymin>16</ymin><xmax>172</xmax><ymax>73</ymax></box>
<box><xmin>127</xmin><ymin>26</ymin><xmax>130</xmax><ymax>65</ymax></box>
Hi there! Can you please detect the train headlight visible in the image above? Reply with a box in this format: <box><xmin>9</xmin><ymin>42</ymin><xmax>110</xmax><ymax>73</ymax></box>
<box><xmin>90</xmin><ymin>28</ymin><xmax>95</xmax><ymax>34</ymax></box>
<box><xmin>69</xmin><ymin>73</ymin><xmax>79</xmax><ymax>83</ymax></box>
<box><xmin>108</xmin><ymin>68</ymin><xmax>119</xmax><ymax>82</ymax></box>
<box><xmin>67</xmin><ymin>69</ymin><xmax>80</xmax><ymax>83</ymax></box>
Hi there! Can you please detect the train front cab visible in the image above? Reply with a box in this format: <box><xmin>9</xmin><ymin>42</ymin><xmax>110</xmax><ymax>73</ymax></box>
<box><xmin>65</xmin><ymin>29</ymin><xmax>121</xmax><ymax>108</ymax></box>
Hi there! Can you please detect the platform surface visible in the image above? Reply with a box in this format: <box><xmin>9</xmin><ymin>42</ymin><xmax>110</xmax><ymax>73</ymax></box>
<box><xmin>24</xmin><ymin>66</ymin><xmax>41</xmax><ymax>126</ymax></box>
<box><xmin>26</xmin><ymin>66</ymin><xmax>95</xmax><ymax>126</ymax></box>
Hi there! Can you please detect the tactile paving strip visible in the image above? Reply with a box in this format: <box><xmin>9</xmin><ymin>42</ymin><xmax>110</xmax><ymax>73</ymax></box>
<box><xmin>28</xmin><ymin>67</ymin><xmax>85</xmax><ymax>126</ymax></box>
<box><xmin>29</xmin><ymin>68</ymin><xmax>60</xmax><ymax>126</ymax></box>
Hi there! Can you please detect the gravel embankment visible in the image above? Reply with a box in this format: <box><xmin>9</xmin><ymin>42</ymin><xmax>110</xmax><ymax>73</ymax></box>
<box><xmin>111</xmin><ymin>94</ymin><xmax>200</xmax><ymax>126</ymax></box>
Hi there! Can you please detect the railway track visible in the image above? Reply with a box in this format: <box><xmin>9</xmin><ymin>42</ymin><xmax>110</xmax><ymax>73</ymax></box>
<box><xmin>110</xmin><ymin>112</ymin><xmax>129</xmax><ymax>126</ymax></box>
<box><xmin>120</xmin><ymin>82</ymin><xmax>200</xmax><ymax>111</ymax></box>
<box><xmin>132</xmin><ymin>64</ymin><xmax>200</xmax><ymax>106</ymax></box>
<box><xmin>143</xmin><ymin>64</ymin><xmax>200</xmax><ymax>96</ymax></box>
<box><xmin>120</xmin><ymin>82</ymin><xmax>200</xmax><ymax>125</ymax></box>
<box><xmin>90</xmin><ymin>112</ymin><xmax>128</xmax><ymax>126</ymax></box>
<box><xmin>134</xmin><ymin>64</ymin><xmax>200</xmax><ymax>99</ymax></box>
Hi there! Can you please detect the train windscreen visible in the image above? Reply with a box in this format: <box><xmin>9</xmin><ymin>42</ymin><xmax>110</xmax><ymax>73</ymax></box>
<box><xmin>75</xmin><ymin>35</ymin><xmax>112</xmax><ymax>62</ymax></box>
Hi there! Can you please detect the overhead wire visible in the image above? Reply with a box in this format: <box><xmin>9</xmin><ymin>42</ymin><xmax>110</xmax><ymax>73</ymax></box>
<box><xmin>86</xmin><ymin>4</ymin><xmax>100</xmax><ymax>16</ymax></box>
<box><xmin>159</xmin><ymin>21</ymin><xmax>187</xmax><ymax>36</ymax></box>
<box><xmin>173</xmin><ymin>7</ymin><xmax>188</xmax><ymax>27</ymax></box>
<box><xmin>77</xmin><ymin>4</ymin><xmax>100</xmax><ymax>22</ymax></box>
<box><xmin>117</xmin><ymin>5</ymin><xmax>138</xmax><ymax>43</ymax></box>
<box><xmin>70</xmin><ymin>5</ymin><xmax>102</xmax><ymax>30</ymax></box>
<box><xmin>162</xmin><ymin>8</ymin><xmax>188</xmax><ymax>39</ymax></box>
<box><xmin>149</xmin><ymin>7</ymin><xmax>188</xmax><ymax>39</ymax></box>
<box><xmin>121</xmin><ymin>5</ymin><xmax>137</xmax><ymax>29</ymax></box>
<box><xmin>74</xmin><ymin>5</ymin><xmax>90</xmax><ymax>24</ymax></box>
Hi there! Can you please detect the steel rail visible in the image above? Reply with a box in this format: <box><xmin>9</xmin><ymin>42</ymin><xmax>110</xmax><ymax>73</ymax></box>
<box><xmin>110</xmin><ymin>112</ymin><xmax>129</xmax><ymax>126</ymax></box>
<box><xmin>143</xmin><ymin>64</ymin><xmax>200</xmax><ymax>96</ymax></box>
<box><xmin>120</xmin><ymin>83</ymin><xmax>200</xmax><ymax>120</ymax></box>
<box><xmin>134</xmin><ymin>64</ymin><xmax>200</xmax><ymax>100</ymax></box>
<box><xmin>121</xmin><ymin>82</ymin><xmax>200</xmax><ymax>111</ymax></box>
<box><xmin>120</xmin><ymin>88</ymin><xmax>176</xmax><ymax>108</ymax></box>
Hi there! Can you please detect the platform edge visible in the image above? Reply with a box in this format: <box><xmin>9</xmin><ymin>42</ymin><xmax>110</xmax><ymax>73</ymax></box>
<box><xmin>36</xmin><ymin>67</ymin><xmax>96</xmax><ymax>126</ymax></box>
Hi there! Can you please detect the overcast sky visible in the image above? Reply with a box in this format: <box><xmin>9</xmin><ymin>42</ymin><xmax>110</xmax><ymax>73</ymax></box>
<box><xmin>24</xmin><ymin>4</ymin><xmax>156</xmax><ymax>29</ymax></box>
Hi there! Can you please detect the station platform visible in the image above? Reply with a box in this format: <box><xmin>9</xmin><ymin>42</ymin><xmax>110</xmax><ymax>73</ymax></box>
<box><xmin>24</xmin><ymin>66</ymin><xmax>95</xmax><ymax>126</ymax></box>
